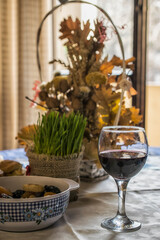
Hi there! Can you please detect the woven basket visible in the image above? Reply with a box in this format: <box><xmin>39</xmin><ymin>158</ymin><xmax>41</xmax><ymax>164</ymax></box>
<box><xmin>27</xmin><ymin>148</ymin><xmax>83</xmax><ymax>201</ymax></box>
<box><xmin>26</xmin><ymin>147</ymin><xmax>83</xmax><ymax>181</ymax></box>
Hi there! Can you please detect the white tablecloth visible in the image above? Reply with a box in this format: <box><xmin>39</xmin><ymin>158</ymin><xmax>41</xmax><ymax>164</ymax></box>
<box><xmin>0</xmin><ymin>155</ymin><xmax>160</xmax><ymax>240</ymax></box>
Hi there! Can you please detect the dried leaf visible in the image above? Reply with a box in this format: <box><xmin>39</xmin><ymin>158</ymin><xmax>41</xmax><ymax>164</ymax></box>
<box><xmin>100</xmin><ymin>55</ymin><xmax>136</xmax><ymax>75</ymax></box>
<box><xmin>100</xmin><ymin>62</ymin><xmax>114</xmax><ymax>75</ymax></box>
<box><xmin>119</xmin><ymin>108</ymin><xmax>132</xmax><ymax>125</ymax></box>
<box><xmin>108</xmin><ymin>75</ymin><xmax>116</xmax><ymax>83</ymax></box>
<box><xmin>81</xmin><ymin>20</ymin><xmax>91</xmax><ymax>40</ymax></box>
<box><xmin>101</xmin><ymin>86</ymin><xmax>121</xmax><ymax>102</ymax></box>
<box><xmin>16</xmin><ymin>125</ymin><xmax>37</xmax><ymax>146</ymax></box>
<box><xmin>95</xmin><ymin>106</ymin><xmax>110</xmax><ymax>129</ymax></box>
<box><xmin>130</xmin><ymin>87</ymin><xmax>137</xmax><ymax>96</ymax></box>
<box><xmin>59</xmin><ymin>17</ymin><xmax>81</xmax><ymax>40</ymax></box>
<box><xmin>130</xmin><ymin>107</ymin><xmax>143</xmax><ymax>124</ymax></box>
<box><xmin>67</xmin><ymin>17</ymin><xmax>80</xmax><ymax>30</ymax></box>
<box><xmin>118</xmin><ymin>132</ymin><xmax>135</xmax><ymax>146</ymax></box>
<box><xmin>35</xmin><ymin>102</ymin><xmax>47</xmax><ymax>111</ymax></box>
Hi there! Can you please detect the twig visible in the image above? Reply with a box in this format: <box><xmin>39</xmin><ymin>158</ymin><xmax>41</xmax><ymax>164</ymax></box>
<box><xmin>113</xmin><ymin>89</ymin><xmax>125</xmax><ymax>125</ymax></box>
<box><xmin>25</xmin><ymin>96</ymin><xmax>49</xmax><ymax>109</ymax></box>
<box><xmin>49</xmin><ymin>59</ymin><xmax>69</xmax><ymax>68</ymax></box>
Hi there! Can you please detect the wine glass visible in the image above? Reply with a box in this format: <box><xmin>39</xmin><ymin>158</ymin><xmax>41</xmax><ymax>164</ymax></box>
<box><xmin>98</xmin><ymin>126</ymin><xmax>148</xmax><ymax>232</ymax></box>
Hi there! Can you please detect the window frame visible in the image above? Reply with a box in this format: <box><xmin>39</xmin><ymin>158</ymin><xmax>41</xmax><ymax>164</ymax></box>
<box><xmin>132</xmin><ymin>0</ymin><xmax>148</xmax><ymax>127</ymax></box>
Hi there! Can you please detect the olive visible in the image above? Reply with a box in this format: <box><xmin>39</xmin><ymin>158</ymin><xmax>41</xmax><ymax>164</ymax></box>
<box><xmin>12</xmin><ymin>190</ymin><xmax>25</xmax><ymax>198</ymax></box>
<box><xmin>44</xmin><ymin>185</ymin><xmax>61</xmax><ymax>194</ymax></box>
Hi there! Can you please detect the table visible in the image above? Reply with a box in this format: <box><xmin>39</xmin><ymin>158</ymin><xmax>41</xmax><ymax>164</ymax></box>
<box><xmin>0</xmin><ymin>148</ymin><xmax>160</xmax><ymax>240</ymax></box>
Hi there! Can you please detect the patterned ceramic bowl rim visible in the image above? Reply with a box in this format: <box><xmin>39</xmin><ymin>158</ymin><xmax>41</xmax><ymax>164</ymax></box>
<box><xmin>0</xmin><ymin>176</ymin><xmax>79</xmax><ymax>203</ymax></box>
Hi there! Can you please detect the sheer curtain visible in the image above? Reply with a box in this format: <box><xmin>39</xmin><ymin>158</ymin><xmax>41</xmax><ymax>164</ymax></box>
<box><xmin>0</xmin><ymin>0</ymin><xmax>53</xmax><ymax>150</ymax></box>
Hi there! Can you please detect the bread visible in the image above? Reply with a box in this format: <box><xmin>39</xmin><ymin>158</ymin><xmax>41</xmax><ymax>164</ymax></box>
<box><xmin>7</xmin><ymin>168</ymin><xmax>23</xmax><ymax>176</ymax></box>
<box><xmin>0</xmin><ymin>160</ymin><xmax>22</xmax><ymax>175</ymax></box>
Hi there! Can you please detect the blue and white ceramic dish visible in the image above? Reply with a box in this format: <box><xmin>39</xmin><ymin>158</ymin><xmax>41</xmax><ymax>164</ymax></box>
<box><xmin>0</xmin><ymin>176</ymin><xmax>79</xmax><ymax>232</ymax></box>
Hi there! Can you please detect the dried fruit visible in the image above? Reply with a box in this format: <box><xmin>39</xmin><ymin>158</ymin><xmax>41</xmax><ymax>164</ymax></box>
<box><xmin>59</xmin><ymin>79</ymin><xmax>69</xmax><ymax>93</ymax></box>
<box><xmin>39</xmin><ymin>90</ymin><xmax>48</xmax><ymax>101</ymax></box>
<box><xmin>72</xmin><ymin>98</ymin><xmax>83</xmax><ymax>111</ymax></box>
<box><xmin>12</xmin><ymin>190</ymin><xmax>25</xmax><ymax>198</ymax></box>
<box><xmin>46</xmin><ymin>97</ymin><xmax>60</xmax><ymax>109</ymax></box>
<box><xmin>85</xmin><ymin>99</ymin><xmax>96</xmax><ymax>111</ymax></box>
<box><xmin>44</xmin><ymin>185</ymin><xmax>61</xmax><ymax>194</ymax></box>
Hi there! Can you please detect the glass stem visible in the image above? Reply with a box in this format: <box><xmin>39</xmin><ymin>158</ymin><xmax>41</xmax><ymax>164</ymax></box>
<box><xmin>115</xmin><ymin>179</ymin><xmax>130</xmax><ymax>217</ymax></box>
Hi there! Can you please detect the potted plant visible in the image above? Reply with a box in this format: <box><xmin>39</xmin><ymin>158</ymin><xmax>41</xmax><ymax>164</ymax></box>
<box><xmin>26</xmin><ymin>111</ymin><xmax>86</xmax><ymax>182</ymax></box>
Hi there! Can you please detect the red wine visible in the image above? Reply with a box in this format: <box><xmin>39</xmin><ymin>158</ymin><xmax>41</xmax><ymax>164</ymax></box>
<box><xmin>99</xmin><ymin>150</ymin><xmax>147</xmax><ymax>180</ymax></box>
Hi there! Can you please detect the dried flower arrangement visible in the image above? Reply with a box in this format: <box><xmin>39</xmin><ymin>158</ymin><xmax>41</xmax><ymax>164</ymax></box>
<box><xmin>26</xmin><ymin>16</ymin><xmax>142</xmax><ymax>163</ymax></box>
<box><xmin>16</xmin><ymin>0</ymin><xmax>143</xmax><ymax>177</ymax></box>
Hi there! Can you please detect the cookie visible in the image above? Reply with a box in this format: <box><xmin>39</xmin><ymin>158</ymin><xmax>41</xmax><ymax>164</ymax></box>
<box><xmin>0</xmin><ymin>160</ymin><xmax>22</xmax><ymax>174</ymax></box>
<box><xmin>23</xmin><ymin>184</ymin><xmax>44</xmax><ymax>193</ymax></box>
<box><xmin>44</xmin><ymin>192</ymin><xmax>56</xmax><ymax>197</ymax></box>
<box><xmin>29</xmin><ymin>194</ymin><xmax>36</xmax><ymax>198</ymax></box>
<box><xmin>22</xmin><ymin>192</ymin><xmax>33</xmax><ymax>198</ymax></box>
<box><xmin>7</xmin><ymin>168</ymin><xmax>23</xmax><ymax>176</ymax></box>
<box><xmin>0</xmin><ymin>186</ymin><xmax>12</xmax><ymax>197</ymax></box>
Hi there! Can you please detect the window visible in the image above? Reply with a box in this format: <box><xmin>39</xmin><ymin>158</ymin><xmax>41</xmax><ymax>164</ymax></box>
<box><xmin>147</xmin><ymin>0</ymin><xmax>160</xmax><ymax>85</ymax></box>
<box><xmin>146</xmin><ymin>0</ymin><xmax>160</xmax><ymax>146</ymax></box>
<box><xmin>98</xmin><ymin>0</ymin><xmax>134</xmax><ymax>60</ymax></box>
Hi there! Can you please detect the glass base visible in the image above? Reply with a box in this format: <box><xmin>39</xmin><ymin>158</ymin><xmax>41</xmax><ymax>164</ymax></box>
<box><xmin>101</xmin><ymin>215</ymin><xmax>141</xmax><ymax>233</ymax></box>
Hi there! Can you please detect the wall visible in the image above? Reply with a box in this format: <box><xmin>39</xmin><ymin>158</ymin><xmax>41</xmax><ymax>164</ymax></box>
<box><xmin>146</xmin><ymin>85</ymin><xmax>160</xmax><ymax>146</ymax></box>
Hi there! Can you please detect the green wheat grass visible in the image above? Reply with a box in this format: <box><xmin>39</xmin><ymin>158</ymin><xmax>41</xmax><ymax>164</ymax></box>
<box><xmin>34</xmin><ymin>111</ymin><xmax>87</xmax><ymax>157</ymax></box>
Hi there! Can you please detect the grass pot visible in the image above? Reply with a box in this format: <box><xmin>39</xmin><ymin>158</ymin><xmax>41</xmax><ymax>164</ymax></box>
<box><xmin>26</xmin><ymin>148</ymin><xmax>83</xmax><ymax>201</ymax></box>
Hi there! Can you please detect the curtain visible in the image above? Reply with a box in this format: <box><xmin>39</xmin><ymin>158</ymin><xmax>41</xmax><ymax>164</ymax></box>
<box><xmin>0</xmin><ymin>0</ymin><xmax>53</xmax><ymax>150</ymax></box>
